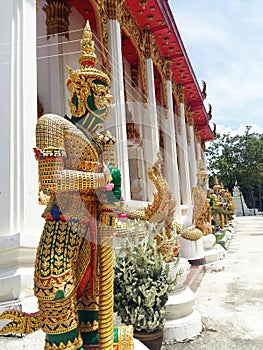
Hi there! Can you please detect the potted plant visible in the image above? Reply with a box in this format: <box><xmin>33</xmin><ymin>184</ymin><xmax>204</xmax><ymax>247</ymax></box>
<box><xmin>114</xmin><ymin>219</ymin><xmax>179</xmax><ymax>350</ymax></box>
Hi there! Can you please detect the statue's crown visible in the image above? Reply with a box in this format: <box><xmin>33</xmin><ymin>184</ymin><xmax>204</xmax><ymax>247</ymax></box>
<box><xmin>66</xmin><ymin>21</ymin><xmax>112</xmax><ymax>127</ymax></box>
<box><xmin>66</xmin><ymin>21</ymin><xmax>110</xmax><ymax>89</ymax></box>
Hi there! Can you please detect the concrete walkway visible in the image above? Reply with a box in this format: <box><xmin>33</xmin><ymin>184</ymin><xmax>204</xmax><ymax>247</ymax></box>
<box><xmin>164</xmin><ymin>216</ymin><xmax>263</xmax><ymax>350</ymax></box>
<box><xmin>1</xmin><ymin>216</ymin><xmax>263</xmax><ymax>349</ymax></box>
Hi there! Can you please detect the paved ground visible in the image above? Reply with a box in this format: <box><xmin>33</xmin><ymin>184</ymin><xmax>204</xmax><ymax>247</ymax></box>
<box><xmin>1</xmin><ymin>216</ymin><xmax>263</xmax><ymax>349</ymax></box>
<box><xmin>164</xmin><ymin>216</ymin><xmax>263</xmax><ymax>350</ymax></box>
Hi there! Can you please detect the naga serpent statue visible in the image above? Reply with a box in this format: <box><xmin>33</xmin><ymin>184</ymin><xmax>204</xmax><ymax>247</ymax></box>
<box><xmin>0</xmin><ymin>22</ymin><xmax>133</xmax><ymax>350</ymax></box>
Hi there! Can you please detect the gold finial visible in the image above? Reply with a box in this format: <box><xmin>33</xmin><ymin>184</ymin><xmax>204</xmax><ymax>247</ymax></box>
<box><xmin>79</xmin><ymin>20</ymin><xmax>97</xmax><ymax>67</ymax></box>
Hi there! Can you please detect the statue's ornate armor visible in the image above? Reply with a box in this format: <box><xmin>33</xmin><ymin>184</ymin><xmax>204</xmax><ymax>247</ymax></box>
<box><xmin>34</xmin><ymin>114</ymin><xmax>103</xmax><ymax>347</ymax></box>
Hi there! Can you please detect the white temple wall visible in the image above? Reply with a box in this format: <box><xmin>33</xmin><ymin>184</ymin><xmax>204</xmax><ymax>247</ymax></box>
<box><xmin>0</xmin><ymin>0</ymin><xmax>43</xmax><ymax>305</ymax></box>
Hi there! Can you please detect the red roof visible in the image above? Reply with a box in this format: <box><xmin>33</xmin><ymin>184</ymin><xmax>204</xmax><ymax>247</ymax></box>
<box><xmin>71</xmin><ymin>0</ymin><xmax>214</xmax><ymax>141</ymax></box>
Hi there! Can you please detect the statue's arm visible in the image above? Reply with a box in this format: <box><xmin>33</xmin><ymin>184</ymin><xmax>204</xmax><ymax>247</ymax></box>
<box><xmin>37</xmin><ymin>159</ymin><xmax>106</xmax><ymax>193</ymax></box>
<box><xmin>35</xmin><ymin>114</ymin><xmax>107</xmax><ymax>193</ymax></box>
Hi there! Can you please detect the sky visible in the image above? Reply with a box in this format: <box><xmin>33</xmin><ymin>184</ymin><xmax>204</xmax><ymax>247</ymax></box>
<box><xmin>169</xmin><ymin>0</ymin><xmax>263</xmax><ymax>135</ymax></box>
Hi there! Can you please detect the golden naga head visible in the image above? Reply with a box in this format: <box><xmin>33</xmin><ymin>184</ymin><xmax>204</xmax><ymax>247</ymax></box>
<box><xmin>66</xmin><ymin>21</ymin><xmax>112</xmax><ymax>134</ymax></box>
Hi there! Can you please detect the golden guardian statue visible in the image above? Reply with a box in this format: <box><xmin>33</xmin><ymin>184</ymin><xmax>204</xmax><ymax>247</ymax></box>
<box><xmin>0</xmin><ymin>22</ymin><xmax>133</xmax><ymax>350</ymax></box>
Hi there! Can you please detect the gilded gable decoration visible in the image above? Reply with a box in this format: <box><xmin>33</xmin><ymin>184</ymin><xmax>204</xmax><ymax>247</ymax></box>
<box><xmin>107</xmin><ymin>0</ymin><xmax>124</xmax><ymax>21</ymax></box>
<box><xmin>165</xmin><ymin>59</ymin><xmax>173</xmax><ymax>81</ymax></box>
<box><xmin>186</xmin><ymin>106</ymin><xmax>194</xmax><ymax>127</ymax></box>
<box><xmin>195</xmin><ymin>127</ymin><xmax>201</xmax><ymax>142</ymax></box>
<box><xmin>176</xmin><ymin>83</ymin><xmax>184</xmax><ymax>103</ymax></box>
<box><xmin>172</xmin><ymin>79</ymin><xmax>182</xmax><ymax>134</ymax></box>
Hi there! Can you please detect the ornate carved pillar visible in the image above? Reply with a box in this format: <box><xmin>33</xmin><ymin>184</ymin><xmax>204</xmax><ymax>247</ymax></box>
<box><xmin>105</xmin><ymin>8</ymin><xmax>131</xmax><ymax>201</ymax></box>
<box><xmin>163</xmin><ymin>77</ymin><xmax>182</xmax><ymax>220</ymax></box>
<box><xmin>42</xmin><ymin>0</ymin><xmax>71</xmax><ymax>40</ymax></box>
<box><xmin>141</xmin><ymin>30</ymin><xmax>160</xmax><ymax>201</ymax></box>
<box><xmin>176</xmin><ymin>85</ymin><xmax>192</xmax><ymax>220</ymax></box>
<box><xmin>186</xmin><ymin>107</ymin><xmax>197</xmax><ymax>191</ymax></box>
<box><xmin>0</xmin><ymin>0</ymin><xmax>42</xmax><ymax>309</ymax></box>
<box><xmin>160</xmin><ymin>60</ymin><xmax>181</xmax><ymax>219</ymax></box>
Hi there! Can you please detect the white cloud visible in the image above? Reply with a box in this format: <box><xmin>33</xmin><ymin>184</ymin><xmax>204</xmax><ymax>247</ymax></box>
<box><xmin>215</xmin><ymin>123</ymin><xmax>263</xmax><ymax>136</ymax></box>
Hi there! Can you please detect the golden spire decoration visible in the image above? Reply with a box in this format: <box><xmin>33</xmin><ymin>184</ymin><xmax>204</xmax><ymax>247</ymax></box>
<box><xmin>79</xmin><ymin>20</ymin><xmax>97</xmax><ymax>67</ymax></box>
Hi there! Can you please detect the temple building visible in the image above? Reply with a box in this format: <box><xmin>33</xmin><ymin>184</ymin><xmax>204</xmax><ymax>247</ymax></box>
<box><xmin>0</xmin><ymin>0</ymin><xmax>213</xmax><ymax>311</ymax></box>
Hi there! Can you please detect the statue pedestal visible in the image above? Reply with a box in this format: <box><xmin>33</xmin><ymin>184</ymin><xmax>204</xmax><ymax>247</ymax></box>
<box><xmin>204</xmin><ymin>247</ymin><xmax>219</xmax><ymax>263</ymax></box>
<box><xmin>164</xmin><ymin>308</ymin><xmax>202</xmax><ymax>344</ymax></box>
<box><xmin>178</xmin><ymin>236</ymin><xmax>205</xmax><ymax>265</ymax></box>
<box><xmin>163</xmin><ymin>258</ymin><xmax>202</xmax><ymax>344</ymax></box>
<box><xmin>0</xmin><ymin>232</ymin><xmax>40</xmax><ymax>330</ymax></box>
<box><xmin>203</xmin><ymin>234</ymin><xmax>219</xmax><ymax>263</ymax></box>
<box><xmin>0</xmin><ymin>233</ymin><xmax>39</xmax><ymax>303</ymax></box>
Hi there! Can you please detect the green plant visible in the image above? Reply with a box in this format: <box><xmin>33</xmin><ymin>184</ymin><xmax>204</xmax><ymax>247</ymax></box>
<box><xmin>114</xmin><ymin>220</ymin><xmax>178</xmax><ymax>333</ymax></box>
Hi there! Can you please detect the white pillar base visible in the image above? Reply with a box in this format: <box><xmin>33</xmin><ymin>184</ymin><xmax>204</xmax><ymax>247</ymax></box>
<box><xmin>0</xmin><ymin>233</ymin><xmax>39</xmax><ymax>303</ymax></box>
<box><xmin>165</xmin><ymin>286</ymin><xmax>196</xmax><ymax>320</ymax></box>
<box><xmin>163</xmin><ymin>308</ymin><xmax>202</xmax><ymax>344</ymax></box>
<box><xmin>178</xmin><ymin>236</ymin><xmax>205</xmax><ymax>264</ymax></box>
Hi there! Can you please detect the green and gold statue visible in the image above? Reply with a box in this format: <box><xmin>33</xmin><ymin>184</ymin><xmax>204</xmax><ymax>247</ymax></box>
<box><xmin>0</xmin><ymin>22</ymin><xmax>133</xmax><ymax>350</ymax></box>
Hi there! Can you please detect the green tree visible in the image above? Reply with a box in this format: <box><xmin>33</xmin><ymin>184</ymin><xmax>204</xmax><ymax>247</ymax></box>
<box><xmin>206</xmin><ymin>126</ymin><xmax>263</xmax><ymax>210</ymax></box>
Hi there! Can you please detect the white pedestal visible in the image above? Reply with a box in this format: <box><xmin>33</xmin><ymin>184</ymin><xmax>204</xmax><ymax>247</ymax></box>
<box><xmin>203</xmin><ymin>234</ymin><xmax>216</xmax><ymax>249</ymax></box>
<box><xmin>164</xmin><ymin>257</ymin><xmax>202</xmax><ymax>344</ymax></box>
<box><xmin>163</xmin><ymin>308</ymin><xmax>202</xmax><ymax>344</ymax></box>
<box><xmin>0</xmin><ymin>233</ymin><xmax>39</xmax><ymax>303</ymax></box>
<box><xmin>178</xmin><ymin>236</ymin><xmax>205</xmax><ymax>264</ymax></box>
<box><xmin>204</xmin><ymin>247</ymin><xmax>219</xmax><ymax>264</ymax></box>
<box><xmin>165</xmin><ymin>286</ymin><xmax>195</xmax><ymax>320</ymax></box>
<box><xmin>168</xmin><ymin>258</ymin><xmax>190</xmax><ymax>290</ymax></box>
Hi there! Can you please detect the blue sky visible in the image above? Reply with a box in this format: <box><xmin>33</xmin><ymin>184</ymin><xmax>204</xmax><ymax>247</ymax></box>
<box><xmin>170</xmin><ymin>0</ymin><xmax>263</xmax><ymax>135</ymax></box>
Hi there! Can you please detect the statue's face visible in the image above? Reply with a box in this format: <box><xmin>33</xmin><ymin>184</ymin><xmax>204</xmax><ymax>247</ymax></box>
<box><xmin>91</xmin><ymin>81</ymin><xmax>112</xmax><ymax>112</ymax></box>
<box><xmin>67</xmin><ymin>74</ymin><xmax>112</xmax><ymax>133</ymax></box>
